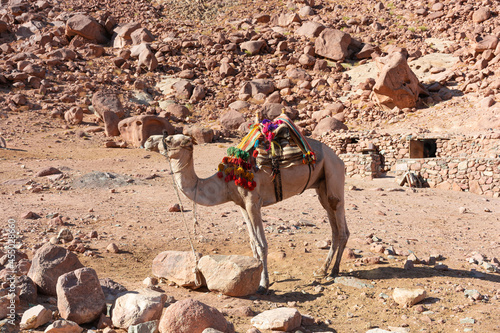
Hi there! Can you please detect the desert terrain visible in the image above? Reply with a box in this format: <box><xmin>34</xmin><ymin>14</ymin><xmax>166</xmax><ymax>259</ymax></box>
<box><xmin>0</xmin><ymin>0</ymin><xmax>500</xmax><ymax>332</ymax></box>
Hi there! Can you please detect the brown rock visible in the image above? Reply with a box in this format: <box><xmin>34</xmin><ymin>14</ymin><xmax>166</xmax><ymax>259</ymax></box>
<box><xmin>240</xmin><ymin>41</ymin><xmax>265</xmax><ymax>55</ymax></box>
<box><xmin>152</xmin><ymin>251</ymin><xmax>203</xmax><ymax>288</ymax></box>
<box><xmin>296</xmin><ymin>21</ymin><xmax>325</xmax><ymax>37</ymax></box>
<box><xmin>103</xmin><ymin>111</ymin><xmax>121</xmax><ymax>137</ymax></box>
<box><xmin>315</xmin><ymin>28</ymin><xmax>351</xmax><ymax>61</ymax></box>
<box><xmin>472</xmin><ymin>7</ymin><xmax>491</xmax><ymax>23</ymax></box>
<box><xmin>393</xmin><ymin>288</ymin><xmax>427</xmax><ymax>307</ymax></box>
<box><xmin>36</xmin><ymin>167</ymin><xmax>62</xmax><ymax>177</ymax></box>
<box><xmin>271</xmin><ymin>13</ymin><xmax>301</xmax><ymax>27</ymax></box>
<box><xmin>57</xmin><ymin>267</ymin><xmax>106</xmax><ymax>324</ymax></box>
<box><xmin>158</xmin><ymin>299</ymin><xmax>235</xmax><ymax>333</ymax></box>
<box><xmin>220</xmin><ymin>62</ymin><xmax>238</xmax><ymax>76</ymax></box>
<box><xmin>118</xmin><ymin>115</ymin><xmax>175</xmax><ymax>148</ymax></box>
<box><xmin>198</xmin><ymin>255</ymin><xmax>263</xmax><ymax>296</ymax></box>
<box><xmin>65</xmin><ymin>107</ymin><xmax>84</xmax><ymax>125</ymax></box>
<box><xmin>112</xmin><ymin>289</ymin><xmax>167</xmax><ymax>329</ymax></box>
<box><xmin>66</xmin><ymin>14</ymin><xmax>108</xmax><ymax>44</ymax></box>
<box><xmin>27</xmin><ymin>243</ymin><xmax>84</xmax><ymax>296</ymax></box>
<box><xmin>371</xmin><ymin>52</ymin><xmax>428</xmax><ymax>110</ymax></box>
<box><xmin>138</xmin><ymin>48</ymin><xmax>158</xmax><ymax>71</ymax></box>
<box><xmin>173</xmin><ymin>80</ymin><xmax>193</xmax><ymax>100</ymax></box>
<box><xmin>165</xmin><ymin>104</ymin><xmax>190</xmax><ymax>118</ymax></box>
<box><xmin>219</xmin><ymin>110</ymin><xmax>246</xmax><ymax>130</ymax></box>
<box><xmin>312</xmin><ymin>117</ymin><xmax>348</xmax><ymax>137</ymax></box>
<box><xmin>474</xmin><ymin>35</ymin><xmax>498</xmax><ymax>52</ymax></box>
<box><xmin>239</xmin><ymin>79</ymin><xmax>275</xmax><ymax>97</ymax></box>
<box><xmin>92</xmin><ymin>90</ymin><xmax>125</xmax><ymax>120</ymax></box>
<box><xmin>131</xmin><ymin>28</ymin><xmax>154</xmax><ymax>45</ymax></box>
<box><xmin>190</xmin><ymin>86</ymin><xmax>206</xmax><ymax>102</ymax></box>
<box><xmin>183</xmin><ymin>126</ymin><xmax>214</xmax><ymax>144</ymax></box>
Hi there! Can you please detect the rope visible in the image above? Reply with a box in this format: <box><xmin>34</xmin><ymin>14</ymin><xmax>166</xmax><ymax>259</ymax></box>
<box><xmin>161</xmin><ymin>131</ymin><xmax>203</xmax><ymax>287</ymax></box>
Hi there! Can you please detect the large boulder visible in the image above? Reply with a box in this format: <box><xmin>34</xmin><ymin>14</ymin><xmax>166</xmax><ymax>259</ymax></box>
<box><xmin>27</xmin><ymin>243</ymin><xmax>84</xmax><ymax>296</ymax></box>
<box><xmin>138</xmin><ymin>48</ymin><xmax>158</xmax><ymax>71</ymax></box>
<box><xmin>370</xmin><ymin>52</ymin><xmax>428</xmax><ymax>110</ymax></box>
<box><xmin>296</xmin><ymin>21</ymin><xmax>325</xmax><ymax>37</ymax></box>
<box><xmin>158</xmin><ymin>299</ymin><xmax>234</xmax><ymax>333</ymax></box>
<box><xmin>183</xmin><ymin>126</ymin><xmax>214</xmax><ymax>144</ymax></box>
<box><xmin>66</xmin><ymin>14</ymin><xmax>108</xmax><ymax>44</ymax></box>
<box><xmin>92</xmin><ymin>90</ymin><xmax>126</xmax><ymax>120</ymax></box>
<box><xmin>152</xmin><ymin>251</ymin><xmax>203</xmax><ymax>288</ymax></box>
<box><xmin>198</xmin><ymin>255</ymin><xmax>262</xmax><ymax>297</ymax></box>
<box><xmin>219</xmin><ymin>110</ymin><xmax>246</xmax><ymax>130</ymax></box>
<box><xmin>57</xmin><ymin>267</ymin><xmax>105</xmax><ymax>324</ymax></box>
<box><xmin>112</xmin><ymin>289</ymin><xmax>167</xmax><ymax>329</ymax></box>
<box><xmin>112</xmin><ymin>22</ymin><xmax>142</xmax><ymax>48</ymax></box>
<box><xmin>314</xmin><ymin>28</ymin><xmax>351</xmax><ymax>61</ymax></box>
<box><xmin>312</xmin><ymin>117</ymin><xmax>348</xmax><ymax>137</ymax></box>
<box><xmin>118</xmin><ymin>115</ymin><xmax>175</xmax><ymax>148</ymax></box>
<box><xmin>239</xmin><ymin>79</ymin><xmax>275</xmax><ymax>97</ymax></box>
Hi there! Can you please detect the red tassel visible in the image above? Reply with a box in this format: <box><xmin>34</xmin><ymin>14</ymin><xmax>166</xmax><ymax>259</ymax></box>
<box><xmin>253</xmin><ymin>150</ymin><xmax>258</xmax><ymax>158</ymax></box>
<box><xmin>217</xmin><ymin>172</ymin><xmax>223</xmax><ymax>178</ymax></box>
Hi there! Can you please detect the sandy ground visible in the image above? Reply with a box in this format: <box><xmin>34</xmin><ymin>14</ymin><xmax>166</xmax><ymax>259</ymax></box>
<box><xmin>1</xmin><ymin>115</ymin><xmax>499</xmax><ymax>333</ymax></box>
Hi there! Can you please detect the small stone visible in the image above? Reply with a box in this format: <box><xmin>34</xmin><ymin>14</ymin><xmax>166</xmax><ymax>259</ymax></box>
<box><xmin>106</xmin><ymin>243</ymin><xmax>119</xmax><ymax>253</ymax></box>
<box><xmin>459</xmin><ymin>207</ymin><xmax>467</xmax><ymax>214</ymax></box>
<box><xmin>20</xmin><ymin>304</ymin><xmax>52</xmax><ymax>329</ymax></box>
<box><xmin>168</xmin><ymin>203</ymin><xmax>181</xmax><ymax>212</ymax></box>
<box><xmin>392</xmin><ymin>288</ymin><xmax>427</xmax><ymax>307</ymax></box>
<box><xmin>251</xmin><ymin>308</ymin><xmax>301</xmax><ymax>331</ymax></box>
<box><xmin>460</xmin><ymin>317</ymin><xmax>475</xmax><ymax>324</ymax></box>
<box><xmin>57</xmin><ymin>228</ymin><xmax>74</xmax><ymax>242</ymax></box>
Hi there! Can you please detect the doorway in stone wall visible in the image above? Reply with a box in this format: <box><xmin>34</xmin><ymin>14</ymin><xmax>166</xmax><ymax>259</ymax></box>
<box><xmin>409</xmin><ymin>139</ymin><xmax>437</xmax><ymax>158</ymax></box>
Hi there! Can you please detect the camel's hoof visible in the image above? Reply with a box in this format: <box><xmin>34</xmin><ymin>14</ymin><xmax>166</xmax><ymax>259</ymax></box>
<box><xmin>256</xmin><ymin>286</ymin><xmax>268</xmax><ymax>295</ymax></box>
<box><xmin>313</xmin><ymin>269</ymin><xmax>327</xmax><ymax>278</ymax></box>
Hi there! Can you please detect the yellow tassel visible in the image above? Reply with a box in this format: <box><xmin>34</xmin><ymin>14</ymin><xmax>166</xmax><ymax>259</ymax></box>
<box><xmin>218</xmin><ymin>163</ymin><xmax>224</xmax><ymax>172</ymax></box>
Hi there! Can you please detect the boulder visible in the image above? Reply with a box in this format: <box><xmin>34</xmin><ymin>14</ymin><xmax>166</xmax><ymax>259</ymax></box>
<box><xmin>118</xmin><ymin>115</ymin><xmax>175</xmax><ymax>148</ymax></box>
<box><xmin>240</xmin><ymin>41</ymin><xmax>265</xmax><ymax>55</ymax></box>
<box><xmin>219</xmin><ymin>110</ymin><xmax>246</xmax><ymax>130</ymax></box>
<box><xmin>152</xmin><ymin>251</ymin><xmax>203</xmax><ymax>288</ymax></box>
<box><xmin>190</xmin><ymin>86</ymin><xmax>206</xmax><ymax>102</ymax></box>
<box><xmin>474</xmin><ymin>35</ymin><xmax>498</xmax><ymax>52</ymax></box>
<box><xmin>271</xmin><ymin>13</ymin><xmax>301</xmax><ymax>27</ymax></box>
<box><xmin>314</xmin><ymin>28</ymin><xmax>351</xmax><ymax>61</ymax></box>
<box><xmin>312</xmin><ymin>117</ymin><xmax>348</xmax><ymax>137</ymax></box>
<box><xmin>57</xmin><ymin>267</ymin><xmax>106</xmax><ymax>324</ymax></box>
<box><xmin>44</xmin><ymin>319</ymin><xmax>83</xmax><ymax>333</ymax></box>
<box><xmin>20</xmin><ymin>305</ymin><xmax>52</xmax><ymax>330</ymax></box>
<box><xmin>198</xmin><ymin>255</ymin><xmax>262</xmax><ymax>297</ymax></box>
<box><xmin>183</xmin><ymin>126</ymin><xmax>214</xmax><ymax>144</ymax></box>
<box><xmin>102</xmin><ymin>110</ymin><xmax>121</xmax><ymax>137</ymax></box>
<box><xmin>112</xmin><ymin>289</ymin><xmax>167</xmax><ymax>329</ymax></box>
<box><xmin>18</xmin><ymin>275</ymin><xmax>38</xmax><ymax>305</ymax></box>
<box><xmin>473</xmin><ymin>7</ymin><xmax>491</xmax><ymax>23</ymax></box>
<box><xmin>138</xmin><ymin>48</ymin><xmax>158</xmax><ymax>71</ymax></box>
<box><xmin>220</xmin><ymin>62</ymin><xmax>238</xmax><ymax>77</ymax></box>
<box><xmin>92</xmin><ymin>90</ymin><xmax>126</xmax><ymax>120</ymax></box>
<box><xmin>64</xmin><ymin>107</ymin><xmax>84</xmax><ymax>125</ymax></box>
<box><xmin>27</xmin><ymin>243</ymin><xmax>84</xmax><ymax>296</ymax></box>
<box><xmin>370</xmin><ymin>52</ymin><xmax>428</xmax><ymax>110</ymax></box>
<box><xmin>112</xmin><ymin>22</ymin><xmax>141</xmax><ymax>48</ymax></box>
<box><xmin>66</xmin><ymin>14</ymin><xmax>108</xmax><ymax>44</ymax></box>
<box><xmin>392</xmin><ymin>288</ymin><xmax>427</xmax><ymax>307</ymax></box>
<box><xmin>239</xmin><ymin>79</ymin><xmax>275</xmax><ymax>97</ymax></box>
<box><xmin>164</xmin><ymin>104</ymin><xmax>190</xmax><ymax>118</ymax></box>
<box><xmin>131</xmin><ymin>28</ymin><xmax>155</xmax><ymax>45</ymax></box>
<box><xmin>296</xmin><ymin>21</ymin><xmax>325</xmax><ymax>37</ymax></box>
<box><xmin>158</xmin><ymin>299</ymin><xmax>234</xmax><ymax>333</ymax></box>
<box><xmin>251</xmin><ymin>308</ymin><xmax>301</xmax><ymax>331</ymax></box>
<box><xmin>286</xmin><ymin>68</ymin><xmax>311</xmax><ymax>82</ymax></box>
<box><xmin>173</xmin><ymin>80</ymin><xmax>193</xmax><ymax>100</ymax></box>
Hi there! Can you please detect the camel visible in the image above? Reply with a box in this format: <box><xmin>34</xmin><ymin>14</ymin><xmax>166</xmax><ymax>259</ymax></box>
<box><xmin>164</xmin><ymin>134</ymin><xmax>349</xmax><ymax>293</ymax></box>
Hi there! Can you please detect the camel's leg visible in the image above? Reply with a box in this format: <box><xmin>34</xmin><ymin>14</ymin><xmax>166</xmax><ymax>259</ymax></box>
<box><xmin>314</xmin><ymin>181</ymin><xmax>349</xmax><ymax>277</ymax></box>
<box><xmin>239</xmin><ymin>205</ymin><xmax>269</xmax><ymax>293</ymax></box>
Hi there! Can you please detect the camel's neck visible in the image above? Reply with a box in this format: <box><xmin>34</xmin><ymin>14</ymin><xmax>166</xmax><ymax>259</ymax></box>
<box><xmin>169</xmin><ymin>148</ymin><xmax>230</xmax><ymax>206</ymax></box>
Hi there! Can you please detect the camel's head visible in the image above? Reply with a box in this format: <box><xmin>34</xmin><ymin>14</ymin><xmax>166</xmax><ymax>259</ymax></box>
<box><xmin>164</xmin><ymin>134</ymin><xmax>194</xmax><ymax>158</ymax></box>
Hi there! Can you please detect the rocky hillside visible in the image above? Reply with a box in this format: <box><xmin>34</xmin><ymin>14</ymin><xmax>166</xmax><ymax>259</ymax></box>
<box><xmin>1</xmin><ymin>0</ymin><xmax>500</xmax><ymax>149</ymax></box>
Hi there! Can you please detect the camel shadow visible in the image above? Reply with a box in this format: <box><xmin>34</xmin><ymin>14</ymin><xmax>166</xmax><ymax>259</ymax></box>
<box><xmin>346</xmin><ymin>266</ymin><xmax>500</xmax><ymax>283</ymax></box>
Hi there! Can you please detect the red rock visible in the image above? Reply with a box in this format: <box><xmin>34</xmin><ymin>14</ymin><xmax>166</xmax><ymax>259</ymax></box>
<box><xmin>152</xmin><ymin>251</ymin><xmax>203</xmax><ymax>288</ymax></box>
<box><xmin>173</xmin><ymin>80</ymin><xmax>193</xmax><ymax>99</ymax></box>
<box><xmin>296</xmin><ymin>21</ymin><xmax>325</xmax><ymax>37</ymax></box>
<box><xmin>37</xmin><ymin>167</ymin><xmax>62</xmax><ymax>177</ymax></box>
<box><xmin>271</xmin><ymin>13</ymin><xmax>301</xmax><ymax>27</ymax></box>
<box><xmin>65</xmin><ymin>107</ymin><xmax>84</xmax><ymax>125</ymax></box>
<box><xmin>240</xmin><ymin>41</ymin><xmax>265</xmax><ymax>55</ymax></box>
<box><xmin>27</xmin><ymin>243</ymin><xmax>84</xmax><ymax>296</ymax></box>
<box><xmin>57</xmin><ymin>267</ymin><xmax>106</xmax><ymax>324</ymax></box>
<box><xmin>66</xmin><ymin>14</ymin><xmax>108</xmax><ymax>44</ymax></box>
<box><xmin>190</xmin><ymin>86</ymin><xmax>205</xmax><ymax>102</ymax></box>
<box><xmin>118</xmin><ymin>115</ymin><xmax>175</xmax><ymax>147</ymax></box>
<box><xmin>315</xmin><ymin>28</ymin><xmax>351</xmax><ymax>61</ymax></box>
<box><xmin>131</xmin><ymin>28</ymin><xmax>154</xmax><ymax>45</ymax></box>
<box><xmin>92</xmin><ymin>90</ymin><xmax>125</xmax><ymax>120</ymax></box>
<box><xmin>219</xmin><ymin>110</ymin><xmax>246</xmax><ymax>130</ymax></box>
<box><xmin>158</xmin><ymin>299</ymin><xmax>235</xmax><ymax>333</ymax></box>
<box><xmin>371</xmin><ymin>52</ymin><xmax>428</xmax><ymax>110</ymax></box>
<box><xmin>138</xmin><ymin>48</ymin><xmax>158</xmax><ymax>71</ymax></box>
<box><xmin>183</xmin><ymin>126</ymin><xmax>214</xmax><ymax>144</ymax></box>
<box><xmin>472</xmin><ymin>7</ymin><xmax>491</xmax><ymax>23</ymax></box>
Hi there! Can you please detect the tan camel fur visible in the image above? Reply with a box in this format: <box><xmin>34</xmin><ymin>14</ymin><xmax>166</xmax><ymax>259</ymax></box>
<box><xmin>164</xmin><ymin>134</ymin><xmax>349</xmax><ymax>293</ymax></box>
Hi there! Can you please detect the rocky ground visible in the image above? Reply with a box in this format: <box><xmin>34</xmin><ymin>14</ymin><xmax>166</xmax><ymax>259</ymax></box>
<box><xmin>1</xmin><ymin>0</ymin><xmax>500</xmax><ymax>332</ymax></box>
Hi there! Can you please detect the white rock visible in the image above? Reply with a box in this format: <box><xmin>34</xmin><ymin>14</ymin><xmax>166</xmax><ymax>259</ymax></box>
<box><xmin>112</xmin><ymin>289</ymin><xmax>167</xmax><ymax>328</ymax></box>
<box><xmin>392</xmin><ymin>287</ymin><xmax>427</xmax><ymax>307</ymax></box>
<box><xmin>251</xmin><ymin>307</ymin><xmax>301</xmax><ymax>331</ymax></box>
<box><xmin>21</xmin><ymin>304</ymin><xmax>52</xmax><ymax>329</ymax></box>
<box><xmin>44</xmin><ymin>319</ymin><xmax>83</xmax><ymax>333</ymax></box>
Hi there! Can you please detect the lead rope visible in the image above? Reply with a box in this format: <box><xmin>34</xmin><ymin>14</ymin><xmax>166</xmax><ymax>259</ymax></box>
<box><xmin>161</xmin><ymin>131</ymin><xmax>203</xmax><ymax>287</ymax></box>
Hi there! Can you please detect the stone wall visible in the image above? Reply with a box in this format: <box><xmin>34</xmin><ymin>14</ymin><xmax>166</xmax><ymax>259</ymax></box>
<box><xmin>394</xmin><ymin>158</ymin><xmax>500</xmax><ymax>197</ymax></box>
<box><xmin>322</xmin><ymin>131</ymin><xmax>500</xmax><ymax>196</ymax></box>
